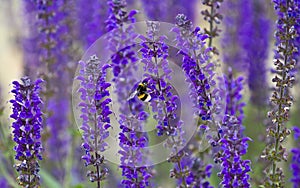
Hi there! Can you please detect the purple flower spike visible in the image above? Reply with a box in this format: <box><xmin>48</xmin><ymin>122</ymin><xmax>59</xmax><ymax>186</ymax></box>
<box><xmin>247</xmin><ymin>0</ymin><xmax>271</xmax><ymax>107</ymax></box>
<box><xmin>221</xmin><ymin>0</ymin><xmax>271</xmax><ymax>107</ymax></box>
<box><xmin>28</xmin><ymin>1</ymin><xmax>74</xmax><ymax>181</ymax></box>
<box><xmin>10</xmin><ymin>77</ymin><xmax>44</xmax><ymax>187</ymax></box>
<box><xmin>106</xmin><ymin>0</ymin><xmax>137</xmax><ymax>31</ymax></box>
<box><xmin>139</xmin><ymin>21</ymin><xmax>191</xmax><ymax>187</ymax></box>
<box><xmin>291</xmin><ymin>126</ymin><xmax>300</xmax><ymax>187</ymax></box>
<box><xmin>174</xmin><ymin>14</ymin><xmax>220</xmax><ymax>187</ymax></box>
<box><xmin>106</xmin><ymin>1</ymin><xmax>152</xmax><ymax>187</ymax></box>
<box><xmin>261</xmin><ymin>0</ymin><xmax>300</xmax><ymax>187</ymax></box>
<box><xmin>77</xmin><ymin>0</ymin><xmax>108</xmax><ymax>49</ymax></box>
<box><xmin>174</xmin><ymin>14</ymin><xmax>221</xmax><ymax>138</ymax></box>
<box><xmin>217</xmin><ymin>116</ymin><xmax>251</xmax><ymax>188</ymax></box>
<box><xmin>141</xmin><ymin>0</ymin><xmax>196</xmax><ymax>23</ymax></box>
<box><xmin>77</xmin><ymin>55</ymin><xmax>112</xmax><ymax>186</ymax></box>
<box><xmin>222</xmin><ymin>68</ymin><xmax>245</xmax><ymax>123</ymax></box>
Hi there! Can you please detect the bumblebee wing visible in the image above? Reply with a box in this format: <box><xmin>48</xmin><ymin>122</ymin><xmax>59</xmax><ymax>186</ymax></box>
<box><xmin>127</xmin><ymin>90</ymin><xmax>138</xmax><ymax>101</ymax></box>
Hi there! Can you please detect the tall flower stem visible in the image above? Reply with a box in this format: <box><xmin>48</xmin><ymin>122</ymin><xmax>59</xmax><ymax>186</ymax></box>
<box><xmin>261</xmin><ymin>0</ymin><xmax>299</xmax><ymax>186</ymax></box>
<box><xmin>152</xmin><ymin>39</ymin><xmax>187</xmax><ymax>188</ymax></box>
<box><xmin>202</xmin><ymin>0</ymin><xmax>223</xmax><ymax>50</ymax></box>
<box><xmin>77</xmin><ymin>56</ymin><xmax>112</xmax><ymax>187</ymax></box>
<box><xmin>139</xmin><ymin>21</ymin><xmax>189</xmax><ymax>187</ymax></box>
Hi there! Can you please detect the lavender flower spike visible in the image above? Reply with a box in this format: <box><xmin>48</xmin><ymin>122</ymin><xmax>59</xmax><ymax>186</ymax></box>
<box><xmin>141</xmin><ymin>0</ymin><xmax>196</xmax><ymax>22</ymax></box>
<box><xmin>291</xmin><ymin>126</ymin><xmax>300</xmax><ymax>187</ymax></box>
<box><xmin>216</xmin><ymin>71</ymin><xmax>251</xmax><ymax>187</ymax></box>
<box><xmin>10</xmin><ymin>77</ymin><xmax>44</xmax><ymax>187</ymax></box>
<box><xmin>223</xmin><ymin>68</ymin><xmax>245</xmax><ymax>123</ymax></box>
<box><xmin>261</xmin><ymin>0</ymin><xmax>299</xmax><ymax>186</ymax></box>
<box><xmin>217</xmin><ymin>116</ymin><xmax>251</xmax><ymax>188</ymax></box>
<box><xmin>106</xmin><ymin>1</ymin><xmax>152</xmax><ymax>186</ymax></box>
<box><xmin>77</xmin><ymin>55</ymin><xmax>112</xmax><ymax>187</ymax></box>
<box><xmin>247</xmin><ymin>0</ymin><xmax>271</xmax><ymax>107</ymax></box>
<box><xmin>139</xmin><ymin>21</ymin><xmax>190</xmax><ymax>187</ymax></box>
<box><xmin>77</xmin><ymin>0</ymin><xmax>108</xmax><ymax>49</ymax></box>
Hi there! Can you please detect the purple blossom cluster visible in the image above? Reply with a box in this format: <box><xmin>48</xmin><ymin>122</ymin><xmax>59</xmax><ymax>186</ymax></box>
<box><xmin>217</xmin><ymin>116</ymin><xmax>251</xmax><ymax>188</ymax></box>
<box><xmin>174</xmin><ymin>15</ymin><xmax>211</xmax><ymax>120</ymax></box>
<box><xmin>216</xmin><ymin>72</ymin><xmax>251</xmax><ymax>187</ymax></box>
<box><xmin>106</xmin><ymin>0</ymin><xmax>137</xmax><ymax>32</ymax></box>
<box><xmin>77</xmin><ymin>55</ymin><xmax>112</xmax><ymax>186</ymax></box>
<box><xmin>118</xmin><ymin>113</ymin><xmax>152</xmax><ymax>187</ymax></box>
<box><xmin>174</xmin><ymin>14</ymin><xmax>221</xmax><ymax>144</ymax></box>
<box><xmin>10</xmin><ymin>77</ymin><xmax>43</xmax><ymax>187</ymax></box>
<box><xmin>223</xmin><ymin>69</ymin><xmax>245</xmax><ymax>122</ymax></box>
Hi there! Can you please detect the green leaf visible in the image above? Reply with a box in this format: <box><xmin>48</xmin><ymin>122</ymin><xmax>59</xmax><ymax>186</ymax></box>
<box><xmin>0</xmin><ymin>107</ymin><xmax>4</xmax><ymax>116</ymax></box>
<box><xmin>40</xmin><ymin>169</ymin><xmax>62</xmax><ymax>188</ymax></box>
<box><xmin>72</xmin><ymin>184</ymin><xmax>85</xmax><ymax>188</ymax></box>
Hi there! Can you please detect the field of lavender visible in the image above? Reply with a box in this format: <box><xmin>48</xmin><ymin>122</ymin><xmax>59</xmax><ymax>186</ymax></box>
<box><xmin>0</xmin><ymin>0</ymin><xmax>299</xmax><ymax>187</ymax></box>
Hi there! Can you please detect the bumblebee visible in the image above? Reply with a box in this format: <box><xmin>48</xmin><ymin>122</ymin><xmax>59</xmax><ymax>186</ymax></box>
<box><xmin>129</xmin><ymin>80</ymin><xmax>152</xmax><ymax>102</ymax></box>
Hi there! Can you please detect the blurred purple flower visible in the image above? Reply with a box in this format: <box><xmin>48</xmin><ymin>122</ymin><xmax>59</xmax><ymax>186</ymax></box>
<box><xmin>221</xmin><ymin>0</ymin><xmax>271</xmax><ymax>106</ymax></box>
<box><xmin>22</xmin><ymin>1</ymin><xmax>41</xmax><ymax>78</ymax></box>
<box><xmin>10</xmin><ymin>77</ymin><xmax>43</xmax><ymax>187</ymax></box>
<box><xmin>33</xmin><ymin>0</ymin><xmax>73</xmax><ymax>181</ymax></box>
<box><xmin>141</xmin><ymin>0</ymin><xmax>196</xmax><ymax>22</ymax></box>
<box><xmin>247</xmin><ymin>0</ymin><xmax>271</xmax><ymax>107</ymax></box>
<box><xmin>0</xmin><ymin>177</ymin><xmax>8</xmax><ymax>188</ymax></box>
<box><xmin>291</xmin><ymin>126</ymin><xmax>300</xmax><ymax>187</ymax></box>
<box><xmin>77</xmin><ymin>0</ymin><xmax>108</xmax><ymax>49</ymax></box>
<box><xmin>77</xmin><ymin>55</ymin><xmax>112</xmax><ymax>186</ymax></box>
<box><xmin>220</xmin><ymin>0</ymin><xmax>251</xmax><ymax>71</ymax></box>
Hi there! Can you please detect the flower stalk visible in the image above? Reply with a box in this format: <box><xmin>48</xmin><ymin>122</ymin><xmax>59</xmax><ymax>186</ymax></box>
<box><xmin>77</xmin><ymin>55</ymin><xmax>112</xmax><ymax>187</ymax></box>
<box><xmin>10</xmin><ymin>77</ymin><xmax>44</xmax><ymax>187</ymax></box>
<box><xmin>261</xmin><ymin>0</ymin><xmax>299</xmax><ymax>187</ymax></box>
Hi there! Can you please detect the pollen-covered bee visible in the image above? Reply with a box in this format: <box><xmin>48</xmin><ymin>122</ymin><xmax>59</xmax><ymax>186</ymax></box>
<box><xmin>128</xmin><ymin>80</ymin><xmax>152</xmax><ymax>102</ymax></box>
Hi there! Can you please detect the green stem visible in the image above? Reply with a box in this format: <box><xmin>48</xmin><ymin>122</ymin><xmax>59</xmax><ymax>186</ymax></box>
<box><xmin>272</xmin><ymin>0</ymin><xmax>290</xmax><ymax>182</ymax></box>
